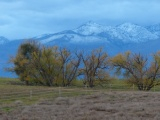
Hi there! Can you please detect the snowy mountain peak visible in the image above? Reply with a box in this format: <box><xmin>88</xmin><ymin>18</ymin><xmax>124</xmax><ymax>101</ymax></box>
<box><xmin>0</xmin><ymin>36</ymin><xmax>9</xmax><ymax>44</ymax></box>
<box><xmin>73</xmin><ymin>21</ymin><xmax>107</xmax><ymax>35</ymax></box>
<box><xmin>113</xmin><ymin>22</ymin><xmax>159</xmax><ymax>42</ymax></box>
<box><xmin>117</xmin><ymin>23</ymin><xmax>141</xmax><ymax>32</ymax></box>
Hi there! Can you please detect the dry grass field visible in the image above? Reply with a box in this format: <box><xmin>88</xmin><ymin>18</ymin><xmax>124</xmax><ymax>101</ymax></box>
<box><xmin>1</xmin><ymin>91</ymin><xmax>160</xmax><ymax>120</ymax></box>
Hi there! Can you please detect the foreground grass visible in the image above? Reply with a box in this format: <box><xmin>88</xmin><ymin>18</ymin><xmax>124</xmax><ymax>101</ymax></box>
<box><xmin>0</xmin><ymin>78</ymin><xmax>96</xmax><ymax>113</ymax></box>
<box><xmin>2</xmin><ymin>91</ymin><xmax>160</xmax><ymax>120</ymax></box>
<box><xmin>1</xmin><ymin>77</ymin><xmax>160</xmax><ymax>113</ymax></box>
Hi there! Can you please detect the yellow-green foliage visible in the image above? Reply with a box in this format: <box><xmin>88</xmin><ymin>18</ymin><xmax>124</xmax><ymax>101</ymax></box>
<box><xmin>111</xmin><ymin>51</ymin><xmax>160</xmax><ymax>91</ymax></box>
<box><xmin>10</xmin><ymin>42</ymin><xmax>83</xmax><ymax>87</ymax></box>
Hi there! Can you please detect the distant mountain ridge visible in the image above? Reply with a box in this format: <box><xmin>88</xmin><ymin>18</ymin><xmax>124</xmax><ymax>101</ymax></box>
<box><xmin>0</xmin><ymin>36</ymin><xmax>9</xmax><ymax>44</ymax></box>
<box><xmin>0</xmin><ymin>21</ymin><xmax>160</xmax><ymax>77</ymax></box>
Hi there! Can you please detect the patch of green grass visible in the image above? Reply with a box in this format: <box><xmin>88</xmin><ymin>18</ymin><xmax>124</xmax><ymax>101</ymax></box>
<box><xmin>1</xmin><ymin>106</ymin><xmax>15</xmax><ymax>112</ymax></box>
<box><xmin>110</xmin><ymin>78</ymin><xmax>127</xmax><ymax>84</ymax></box>
<box><xmin>0</xmin><ymin>78</ymin><xmax>96</xmax><ymax>112</ymax></box>
<box><xmin>1</xmin><ymin>77</ymin><xmax>160</xmax><ymax>114</ymax></box>
<box><xmin>0</xmin><ymin>77</ymin><xmax>20</xmax><ymax>84</ymax></box>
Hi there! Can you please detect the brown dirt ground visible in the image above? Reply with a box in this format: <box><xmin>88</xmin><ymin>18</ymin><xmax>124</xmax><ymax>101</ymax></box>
<box><xmin>1</xmin><ymin>91</ymin><xmax>160</xmax><ymax>120</ymax></box>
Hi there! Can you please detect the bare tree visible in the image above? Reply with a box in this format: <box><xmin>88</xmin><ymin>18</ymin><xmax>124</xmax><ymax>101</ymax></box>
<box><xmin>111</xmin><ymin>51</ymin><xmax>160</xmax><ymax>91</ymax></box>
<box><xmin>80</xmin><ymin>48</ymin><xmax>110</xmax><ymax>88</ymax></box>
<box><xmin>58</xmin><ymin>48</ymin><xmax>82</xmax><ymax>86</ymax></box>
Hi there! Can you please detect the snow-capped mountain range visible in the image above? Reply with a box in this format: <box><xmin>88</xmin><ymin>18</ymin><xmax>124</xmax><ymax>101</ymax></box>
<box><xmin>72</xmin><ymin>21</ymin><xmax>159</xmax><ymax>43</ymax></box>
<box><xmin>0</xmin><ymin>21</ymin><xmax>160</xmax><ymax>77</ymax></box>
<box><xmin>20</xmin><ymin>21</ymin><xmax>157</xmax><ymax>45</ymax></box>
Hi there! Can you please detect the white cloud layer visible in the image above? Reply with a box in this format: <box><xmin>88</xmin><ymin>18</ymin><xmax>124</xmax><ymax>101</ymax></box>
<box><xmin>0</xmin><ymin>0</ymin><xmax>160</xmax><ymax>39</ymax></box>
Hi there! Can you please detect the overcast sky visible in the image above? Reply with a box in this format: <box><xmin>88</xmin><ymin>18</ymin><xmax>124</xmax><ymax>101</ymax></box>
<box><xmin>0</xmin><ymin>0</ymin><xmax>160</xmax><ymax>39</ymax></box>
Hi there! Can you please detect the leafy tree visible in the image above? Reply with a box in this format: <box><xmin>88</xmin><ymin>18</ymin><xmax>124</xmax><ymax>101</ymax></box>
<box><xmin>9</xmin><ymin>40</ymin><xmax>41</xmax><ymax>85</ymax></box>
<box><xmin>111</xmin><ymin>52</ymin><xmax>160</xmax><ymax>91</ymax></box>
<box><xmin>30</xmin><ymin>46</ymin><xmax>60</xmax><ymax>86</ymax></box>
<box><xmin>18</xmin><ymin>46</ymin><xmax>82</xmax><ymax>87</ymax></box>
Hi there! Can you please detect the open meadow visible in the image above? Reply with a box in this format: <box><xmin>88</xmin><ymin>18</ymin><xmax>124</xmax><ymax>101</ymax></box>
<box><xmin>1</xmin><ymin>78</ymin><xmax>160</xmax><ymax>120</ymax></box>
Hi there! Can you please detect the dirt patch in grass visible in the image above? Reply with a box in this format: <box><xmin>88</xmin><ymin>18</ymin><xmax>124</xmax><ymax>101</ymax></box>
<box><xmin>1</xmin><ymin>91</ymin><xmax>160</xmax><ymax>120</ymax></box>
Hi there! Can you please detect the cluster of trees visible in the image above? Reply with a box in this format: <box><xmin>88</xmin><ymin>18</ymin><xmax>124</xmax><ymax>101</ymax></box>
<box><xmin>9</xmin><ymin>41</ymin><xmax>110</xmax><ymax>87</ymax></box>
<box><xmin>9</xmin><ymin>40</ymin><xmax>160</xmax><ymax>91</ymax></box>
